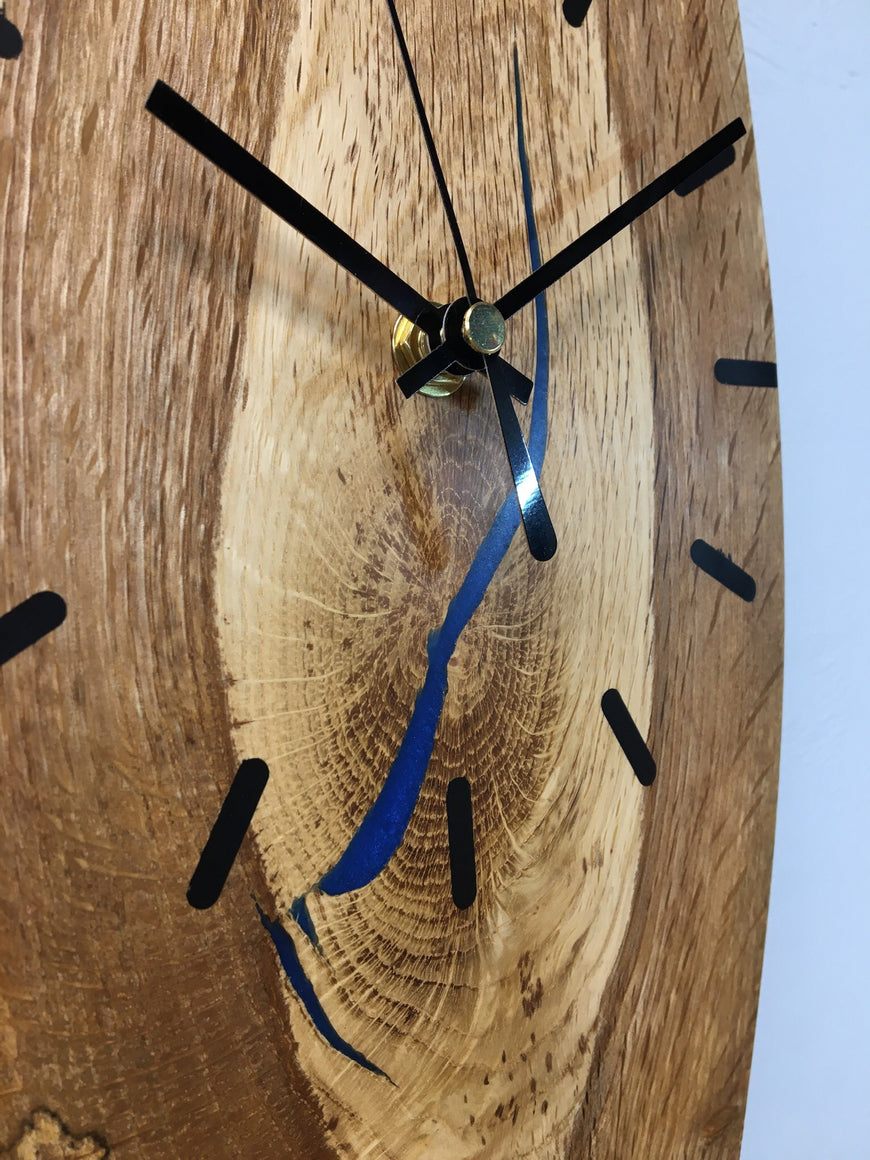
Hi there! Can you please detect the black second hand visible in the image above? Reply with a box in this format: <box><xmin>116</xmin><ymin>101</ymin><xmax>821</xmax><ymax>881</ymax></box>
<box><xmin>384</xmin><ymin>0</ymin><xmax>477</xmax><ymax>302</ymax></box>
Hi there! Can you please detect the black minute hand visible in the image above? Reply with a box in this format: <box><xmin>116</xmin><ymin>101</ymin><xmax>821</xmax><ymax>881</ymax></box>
<box><xmin>496</xmin><ymin>118</ymin><xmax>746</xmax><ymax>320</ymax></box>
<box><xmin>145</xmin><ymin>81</ymin><xmax>432</xmax><ymax>323</ymax></box>
<box><xmin>405</xmin><ymin>119</ymin><xmax>747</xmax><ymax>387</ymax></box>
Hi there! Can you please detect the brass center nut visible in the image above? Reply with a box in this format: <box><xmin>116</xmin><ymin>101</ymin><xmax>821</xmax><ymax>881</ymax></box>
<box><xmin>461</xmin><ymin>302</ymin><xmax>506</xmax><ymax>355</ymax></box>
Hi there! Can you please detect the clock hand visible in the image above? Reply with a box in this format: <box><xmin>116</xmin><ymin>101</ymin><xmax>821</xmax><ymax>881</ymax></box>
<box><xmin>495</xmin><ymin>117</ymin><xmax>746</xmax><ymax>319</ymax></box>
<box><xmin>292</xmin><ymin>59</ymin><xmax>552</xmax><ymax>918</ymax></box>
<box><xmin>146</xmin><ymin>80</ymin><xmax>433</xmax><ymax>324</ymax></box>
<box><xmin>484</xmin><ymin>354</ymin><xmax>556</xmax><ymax>561</ymax></box>
<box><xmin>395</xmin><ymin>332</ymin><xmax>473</xmax><ymax>399</ymax></box>
<box><xmin>148</xmin><ymin>75</ymin><xmax>543</xmax><ymax>565</ymax></box>
<box><xmin>396</xmin><ymin>309</ymin><xmax>533</xmax><ymax>401</ymax></box>
<box><xmin>492</xmin><ymin>354</ymin><xmax>533</xmax><ymax>406</ymax></box>
<box><xmin>147</xmin><ymin>81</ymin><xmax>535</xmax><ymax>397</ymax></box>
<box><xmin>399</xmin><ymin>296</ymin><xmax>546</xmax><ymax>557</ymax></box>
<box><xmin>384</xmin><ymin>0</ymin><xmax>477</xmax><ymax>301</ymax></box>
<box><xmin>382</xmin><ymin>6</ymin><xmax>535</xmax><ymax>411</ymax></box>
<box><xmin>400</xmin><ymin>118</ymin><xmax>747</xmax><ymax>390</ymax></box>
<box><xmin>394</xmin><ymin>337</ymin><xmax>507</xmax><ymax>399</ymax></box>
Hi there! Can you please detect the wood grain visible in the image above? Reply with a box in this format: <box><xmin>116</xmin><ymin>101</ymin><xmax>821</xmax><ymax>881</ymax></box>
<box><xmin>0</xmin><ymin>0</ymin><xmax>781</xmax><ymax>1157</ymax></box>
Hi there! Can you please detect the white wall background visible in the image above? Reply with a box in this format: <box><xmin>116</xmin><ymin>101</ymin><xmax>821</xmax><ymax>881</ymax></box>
<box><xmin>737</xmin><ymin>1</ymin><xmax>870</xmax><ymax>1156</ymax></box>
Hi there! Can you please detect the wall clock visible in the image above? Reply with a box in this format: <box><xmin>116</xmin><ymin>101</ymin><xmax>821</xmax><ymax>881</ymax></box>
<box><xmin>0</xmin><ymin>0</ymin><xmax>782</xmax><ymax>1156</ymax></box>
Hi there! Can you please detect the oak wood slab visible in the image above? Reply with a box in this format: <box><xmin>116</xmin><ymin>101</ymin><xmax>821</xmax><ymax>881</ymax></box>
<box><xmin>1</xmin><ymin>0</ymin><xmax>781</xmax><ymax>1156</ymax></box>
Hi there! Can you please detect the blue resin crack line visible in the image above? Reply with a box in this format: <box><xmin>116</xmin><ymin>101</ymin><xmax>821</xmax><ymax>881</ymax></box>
<box><xmin>256</xmin><ymin>903</ymin><xmax>392</xmax><ymax>1081</ymax></box>
<box><xmin>295</xmin><ymin>45</ymin><xmax>549</xmax><ymax>920</ymax></box>
<box><xmin>261</xmin><ymin>49</ymin><xmax>549</xmax><ymax>1075</ymax></box>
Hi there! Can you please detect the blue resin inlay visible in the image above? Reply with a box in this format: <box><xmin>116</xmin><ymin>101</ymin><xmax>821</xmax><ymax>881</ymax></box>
<box><xmin>262</xmin><ymin>47</ymin><xmax>550</xmax><ymax>1073</ymax></box>
<box><xmin>257</xmin><ymin>903</ymin><xmax>391</xmax><ymax>1080</ymax></box>
<box><xmin>301</xmin><ymin>45</ymin><xmax>549</xmax><ymax>917</ymax></box>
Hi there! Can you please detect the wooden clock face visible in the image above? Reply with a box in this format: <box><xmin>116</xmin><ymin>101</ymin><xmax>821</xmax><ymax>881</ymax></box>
<box><xmin>0</xmin><ymin>0</ymin><xmax>781</xmax><ymax>1157</ymax></box>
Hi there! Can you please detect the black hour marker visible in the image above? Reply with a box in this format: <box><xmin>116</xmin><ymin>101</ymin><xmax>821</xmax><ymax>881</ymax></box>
<box><xmin>714</xmin><ymin>358</ymin><xmax>778</xmax><ymax>388</ymax></box>
<box><xmin>562</xmin><ymin>0</ymin><xmax>593</xmax><ymax>27</ymax></box>
<box><xmin>600</xmin><ymin>690</ymin><xmax>656</xmax><ymax>786</ymax></box>
<box><xmin>690</xmin><ymin>539</ymin><xmax>757</xmax><ymax>601</ymax></box>
<box><xmin>446</xmin><ymin>777</ymin><xmax>477</xmax><ymax>909</ymax></box>
<box><xmin>0</xmin><ymin>591</ymin><xmax>67</xmax><ymax>667</ymax></box>
<box><xmin>0</xmin><ymin>7</ymin><xmax>23</xmax><ymax>59</ymax></box>
<box><xmin>675</xmin><ymin>144</ymin><xmax>736</xmax><ymax>196</ymax></box>
<box><xmin>187</xmin><ymin>758</ymin><xmax>270</xmax><ymax>909</ymax></box>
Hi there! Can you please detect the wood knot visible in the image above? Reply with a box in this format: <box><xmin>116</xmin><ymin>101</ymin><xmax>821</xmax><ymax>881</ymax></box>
<box><xmin>1</xmin><ymin>1109</ymin><xmax>109</xmax><ymax>1159</ymax></box>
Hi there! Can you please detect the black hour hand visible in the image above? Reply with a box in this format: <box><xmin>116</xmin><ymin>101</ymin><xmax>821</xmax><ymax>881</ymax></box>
<box><xmin>146</xmin><ymin>81</ymin><xmax>432</xmax><ymax>324</ymax></box>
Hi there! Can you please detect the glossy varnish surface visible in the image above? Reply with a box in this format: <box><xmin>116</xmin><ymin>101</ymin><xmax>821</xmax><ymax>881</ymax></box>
<box><xmin>0</xmin><ymin>0</ymin><xmax>781</xmax><ymax>1157</ymax></box>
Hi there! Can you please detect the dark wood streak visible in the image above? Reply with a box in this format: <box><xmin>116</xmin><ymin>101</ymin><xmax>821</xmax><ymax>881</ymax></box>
<box><xmin>0</xmin><ymin>1</ymin><xmax>337</xmax><ymax>1156</ymax></box>
<box><xmin>568</xmin><ymin>0</ymin><xmax>782</xmax><ymax>1155</ymax></box>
